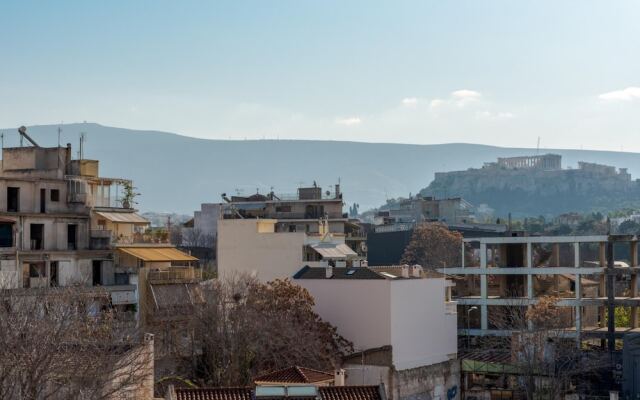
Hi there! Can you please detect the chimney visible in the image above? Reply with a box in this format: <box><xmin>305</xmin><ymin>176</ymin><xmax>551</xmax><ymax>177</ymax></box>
<box><xmin>401</xmin><ymin>265</ymin><xmax>410</xmax><ymax>278</ymax></box>
<box><xmin>334</xmin><ymin>369</ymin><xmax>346</xmax><ymax>386</ymax></box>
<box><xmin>325</xmin><ymin>266</ymin><xmax>333</xmax><ymax>279</ymax></box>
<box><xmin>412</xmin><ymin>265</ymin><xmax>423</xmax><ymax>278</ymax></box>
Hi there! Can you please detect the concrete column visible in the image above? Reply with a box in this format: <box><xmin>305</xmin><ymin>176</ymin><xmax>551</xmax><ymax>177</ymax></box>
<box><xmin>631</xmin><ymin>241</ymin><xmax>638</xmax><ymax>328</ymax></box>
<box><xmin>480</xmin><ymin>242</ymin><xmax>488</xmax><ymax>330</ymax></box>
<box><xmin>575</xmin><ymin>242</ymin><xmax>582</xmax><ymax>346</ymax></box>
<box><xmin>599</xmin><ymin>242</ymin><xmax>606</xmax><ymax>328</ymax></box>
<box><xmin>461</xmin><ymin>242</ymin><xmax>465</xmax><ymax>268</ymax></box>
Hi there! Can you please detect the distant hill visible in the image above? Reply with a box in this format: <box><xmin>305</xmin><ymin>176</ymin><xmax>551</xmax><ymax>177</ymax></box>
<box><xmin>3</xmin><ymin>123</ymin><xmax>640</xmax><ymax>215</ymax></box>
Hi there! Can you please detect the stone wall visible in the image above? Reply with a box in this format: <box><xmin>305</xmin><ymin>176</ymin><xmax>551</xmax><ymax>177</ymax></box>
<box><xmin>392</xmin><ymin>359</ymin><xmax>460</xmax><ymax>400</ymax></box>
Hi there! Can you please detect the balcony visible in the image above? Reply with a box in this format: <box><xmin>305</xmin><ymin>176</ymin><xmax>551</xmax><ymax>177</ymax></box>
<box><xmin>445</xmin><ymin>301</ymin><xmax>458</xmax><ymax>315</ymax></box>
<box><xmin>90</xmin><ymin>229</ymin><xmax>112</xmax><ymax>250</ymax></box>
<box><xmin>147</xmin><ymin>267</ymin><xmax>202</xmax><ymax>284</ymax></box>
<box><xmin>67</xmin><ymin>192</ymin><xmax>87</xmax><ymax>204</ymax></box>
<box><xmin>104</xmin><ymin>285</ymin><xmax>137</xmax><ymax>305</ymax></box>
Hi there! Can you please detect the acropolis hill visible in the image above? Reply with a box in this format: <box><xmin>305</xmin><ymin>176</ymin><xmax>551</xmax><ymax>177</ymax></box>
<box><xmin>420</xmin><ymin>154</ymin><xmax>640</xmax><ymax>217</ymax></box>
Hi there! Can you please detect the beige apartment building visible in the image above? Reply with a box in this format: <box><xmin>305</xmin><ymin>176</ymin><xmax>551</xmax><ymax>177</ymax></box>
<box><xmin>0</xmin><ymin>130</ymin><xmax>199</xmax><ymax>320</ymax></box>
<box><xmin>217</xmin><ymin>218</ymin><xmax>359</xmax><ymax>282</ymax></box>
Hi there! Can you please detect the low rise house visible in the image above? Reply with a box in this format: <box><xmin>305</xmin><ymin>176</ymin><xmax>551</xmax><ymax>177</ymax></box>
<box><xmin>293</xmin><ymin>265</ymin><xmax>459</xmax><ymax>400</ymax></box>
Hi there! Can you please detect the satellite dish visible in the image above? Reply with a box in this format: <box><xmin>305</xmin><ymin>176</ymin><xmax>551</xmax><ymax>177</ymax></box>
<box><xmin>325</xmin><ymin>191</ymin><xmax>331</xmax><ymax>196</ymax></box>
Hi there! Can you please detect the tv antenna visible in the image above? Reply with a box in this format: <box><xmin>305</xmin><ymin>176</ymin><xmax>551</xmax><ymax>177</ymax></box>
<box><xmin>78</xmin><ymin>132</ymin><xmax>86</xmax><ymax>160</ymax></box>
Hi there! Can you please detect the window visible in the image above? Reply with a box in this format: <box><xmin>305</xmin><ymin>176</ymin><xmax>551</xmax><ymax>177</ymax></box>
<box><xmin>0</xmin><ymin>223</ymin><xmax>13</xmax><ymax>247</ymax></box>
<box><xmin>276</xmin><ymin>205</ymin><xmax>292</xmax><ymax>213</ymax></box>
<box><xmin>92</xmin><ymin>260</ymin><xmax>102</xmax><ymax>286</ymax></box>
<box><xmin>7</xmin><ymin>187</ymin><xmax>19</xmax><ymax>212</ymax></box>
<box><xmin>67</xmin><ymin>224</ymin><xmax>77</xmax><ymax>250</ymax></box>
<box><xmin>30</xmin><ymin>224</ymin><xmax>44</xmax><ymax>250</ymax></box>
<box><xmin>50</xmin><ymin>189</ymin><xmax>60</xmax><ymax>202</ymax></box>
<box><xmin>29</xmin><ymin>263</ymin><xmax>46</xmax><ymax>278</ymax></box>
<box><xmin>50</xmin><ymin>262</ymin><xmax>59</xmax><ymax>286</ymax></box>
<box><xmin>40</xmin><ymin>188</ymin><xmax>46</xmax><ymax>213</ymax></box>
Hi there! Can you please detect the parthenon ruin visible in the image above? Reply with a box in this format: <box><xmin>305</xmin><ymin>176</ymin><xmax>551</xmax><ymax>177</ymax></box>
<box><xmin>494</xmin><ymin>153</ymin><xmax>562</xmax><ymax>170</ymax></box>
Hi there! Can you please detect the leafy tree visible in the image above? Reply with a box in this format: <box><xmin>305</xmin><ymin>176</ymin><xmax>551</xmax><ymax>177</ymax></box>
<box><xmin>400</xmin><ymin>222</ymin><xmax>463</xmax><ymax>268</ymax></box>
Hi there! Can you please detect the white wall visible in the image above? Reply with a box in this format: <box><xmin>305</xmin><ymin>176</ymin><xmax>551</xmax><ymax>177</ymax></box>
<box><xmin>217</xmin><ymin>219</ymin><xmax>306</xmax><ymax>282</ymax></box>
<box><xmin>390</xmin><ymin>279</ymin><xmax>457</xmax><ymax>370</ymax></box>
<box><xmin>297</xmin><ymin>276</ymin><xmax>457</xmax><ymax>372</ymax></box>
<box><xmin>295</xmin><ymin>279</ymin><xmax>392</xmax><ymax>352</ymax></box>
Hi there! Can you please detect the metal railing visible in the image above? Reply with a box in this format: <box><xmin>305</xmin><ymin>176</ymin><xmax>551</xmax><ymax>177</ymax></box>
<box><xmin>147</xmin><ymin>268</ymin><xmax>202</xmax><ymax>284</ymax></box>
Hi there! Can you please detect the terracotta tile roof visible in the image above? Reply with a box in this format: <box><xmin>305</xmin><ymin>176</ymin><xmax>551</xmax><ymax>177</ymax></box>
<box><xmin>175</xmin><ymin>387</ymin><xmax>252</xmax><ymax>400</ymax></box>
<box><xmin>319</xmin><ymin>386</ymin><xmax>384</xmax><ymax>400</ymax></box>
<box><xmin>255</xmin><ymin>366</ymin><xmax>334</xmax><ymax>384</ymax></box>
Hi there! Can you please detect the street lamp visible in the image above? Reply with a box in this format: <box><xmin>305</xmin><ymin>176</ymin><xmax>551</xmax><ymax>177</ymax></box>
<box><xmin>466</xmin><ymin>306</ymin><xmax>478</xmax><ymax>349</ymax></box>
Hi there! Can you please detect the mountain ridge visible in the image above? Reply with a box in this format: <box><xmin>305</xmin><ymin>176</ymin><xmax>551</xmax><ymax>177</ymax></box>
<box><xmin>2</xmin><ymin>123</ymin><xmax>639</xmax><ymax>215</ymax></box>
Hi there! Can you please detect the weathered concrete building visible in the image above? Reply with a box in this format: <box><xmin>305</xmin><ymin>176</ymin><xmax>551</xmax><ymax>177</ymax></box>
<box><xmin>0</xmin><ymin>128</ymin><xmax>199</xmax><ymax>321</ymax></box>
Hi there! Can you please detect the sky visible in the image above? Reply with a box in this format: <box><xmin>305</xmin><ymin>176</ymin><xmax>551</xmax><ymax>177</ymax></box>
<box><xmin>1</xmin><ymin>1</ymin><xmax>639</xmax><ymax>151</ymax></box>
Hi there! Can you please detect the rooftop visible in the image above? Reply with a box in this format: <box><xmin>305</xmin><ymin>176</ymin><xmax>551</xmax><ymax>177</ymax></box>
<box><xmin>174</xmin><ymin>386</ymin><xmax>385</xmax><ymax>400</ymax></box>
<box><xmin>254</xmin><ymin>366</ymin><xmax>334</xmax><ymax>385</ymax></box>
<box><xmin>293</xmin><ymin>266</ymin><xmax>433</xmax><ymax>280</ymax></box>
<box><xmin>175</xmin><ymin>387</ymin><xmax>252</xmax><ymax>400</ymax></box>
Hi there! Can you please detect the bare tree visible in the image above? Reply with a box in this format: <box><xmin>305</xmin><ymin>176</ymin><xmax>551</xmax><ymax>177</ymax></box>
<box><xmin>0</xmin><ymin>286</ymin><xmax>153</xmax><ymax>400</ymax></box>
<box><xmin>472</xmin><ymin>296</ymin><xmax>609</xmax><ymax>400</ymax></box>
<box><xmin>153</xmin><ymin>275</ymin><xmax>352</xmax><ymax>389</ymax></box>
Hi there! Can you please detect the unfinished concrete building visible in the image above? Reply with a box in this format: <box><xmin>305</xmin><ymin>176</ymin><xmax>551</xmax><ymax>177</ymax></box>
<box><xmin>439</xmin><ymin>235</ymin><xmax>640</xmax><ymax>341</ymax></box>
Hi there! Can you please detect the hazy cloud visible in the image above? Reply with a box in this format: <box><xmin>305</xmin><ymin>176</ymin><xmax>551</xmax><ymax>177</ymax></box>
<box><xmin>430</xmin><ymin>89</ymin><xmax>482</xmax><ymax>109</ymax></box>
<box><xmin>401</xmin><ymin>97</ymin><xmax>418</xmax><ymax>107</ymax></box>
<box><xmin>335</xmin><ymin>117</ymin><xmax>362</xmax><ymax>126</ymax></box>
<box><xmin>598</xmin><ymin>87</ymin><xmax>640</xmax><ymax>102</ymax></box>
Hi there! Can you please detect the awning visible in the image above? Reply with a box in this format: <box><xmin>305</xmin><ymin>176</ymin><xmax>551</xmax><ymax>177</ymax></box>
<box><xmin>118</xmin><ymin>247</ymin><xmax>198</xmax><ymax>262</ymax></box>
<box><xmin>95</xmin><ymin>211</ymin><xmax>149</xmax><ymax>225</ymax></box>
<box><xmin>310</xmin><ymin>243</ymin><xmax>357</xmax><ymax>259</ymax></box>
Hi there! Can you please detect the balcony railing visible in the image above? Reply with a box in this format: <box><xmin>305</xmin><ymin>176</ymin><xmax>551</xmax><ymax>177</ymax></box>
<box><xmin>147</xmin><ymin>268</ymin><xmax>202</xmax><ymax>284</ymax></box>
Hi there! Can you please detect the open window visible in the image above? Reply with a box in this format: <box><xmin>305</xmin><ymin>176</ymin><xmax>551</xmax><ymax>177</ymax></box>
<box><xmin>67</xmin><ymin>224</ymin><xmax>77</xmax><ymax>250</ymax></box>
<box><xmin>50</xmin><ymin>261</ymin><xmax>59</xmax><ymax>287</ymax></box>
<box><xmin>0</xmin><ymin>222</ymin><xmax>13</xmax><ymax>247</ymax></box>
<box><xmin>92</xmin><ymin>260</ymin><xmax>102</xmax><ymax>286</ymax></box>
<box><xmin>30</xmin><ymin>224</ymin><xmax>44</xmax><ymax>250</ymax></box>
<box><xmin>40</xmin><ymin>188</ymin><xmax>46</xmax><ymax>213</ymax></box>
<box><xmin>7</xmin><ymin>187</ymin><xmax>19</xmax><ymax>212</ymax></box>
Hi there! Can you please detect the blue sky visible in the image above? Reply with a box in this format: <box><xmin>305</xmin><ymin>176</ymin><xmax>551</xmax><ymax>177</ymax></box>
<box><xmin>1</xmin><ymin>1</ymin><xmax>639</xmax><ymax>150</ymax></box>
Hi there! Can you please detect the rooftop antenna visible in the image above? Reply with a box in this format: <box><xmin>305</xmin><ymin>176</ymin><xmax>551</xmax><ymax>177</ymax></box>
<box><xmin>18</xmin><ymin>126</ymin><xmax>40</xmax><ymax>147</ymax></box>
<box><xmin>536</xmin><ymin>137</ymin><xmax>540</xmax><ymax>155</ymax></box>
<box><xmin>57</xmin><ymin>126</ymin><xmax>62</xmax><ymax>147</ymax></box>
